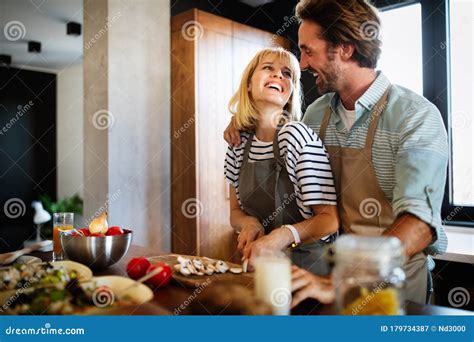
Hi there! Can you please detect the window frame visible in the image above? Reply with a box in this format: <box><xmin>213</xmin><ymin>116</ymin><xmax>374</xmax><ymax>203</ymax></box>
<box><xmin>376</xmin><ymin>0</ymin><xmax>474</xmax><ymax>227</ymax></box>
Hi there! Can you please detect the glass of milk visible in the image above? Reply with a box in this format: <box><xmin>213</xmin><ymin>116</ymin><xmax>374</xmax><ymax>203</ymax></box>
<box><xmin>254</xmin><ymin>252</ymin><xmax>292</xmax><ymax>315</ymax></box>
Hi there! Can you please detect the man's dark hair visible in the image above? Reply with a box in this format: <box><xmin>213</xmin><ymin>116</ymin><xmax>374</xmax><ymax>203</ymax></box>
<box><xmin>295</xmin><ymin>0</ymin><xmax>382</xmax><ymax>68</ymax></box>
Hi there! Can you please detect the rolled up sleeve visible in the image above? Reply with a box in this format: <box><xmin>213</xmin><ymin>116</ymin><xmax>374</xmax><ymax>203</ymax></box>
<box><xmin>392</xmin><ymin>102</ymin><xmax>449</xmax><ymax>255</ymax></box>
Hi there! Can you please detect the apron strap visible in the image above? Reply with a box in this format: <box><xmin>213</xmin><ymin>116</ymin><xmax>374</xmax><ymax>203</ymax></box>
<box><xmin>272</xmin><ymin>128</ymin><xmax>284</xmax><ymax>167</ymax></box>
<box><xmin>272</xmin><ymin>128</ymin><xmax>284</xmax><ymax>227</ymax></box>
<box><xmin>364</xmin><ymin>87</ymin><xmax>391</xmax><ymax>149</ymax></box>
<box><xmin>241</xmin><ymin>133</ymin><xmax>254</xmax><ymax>168</ymax></box>
<box><xmin>319</xmin><ymin>107</ymin><xmax>332</xmax><ymax>142</ymax></box>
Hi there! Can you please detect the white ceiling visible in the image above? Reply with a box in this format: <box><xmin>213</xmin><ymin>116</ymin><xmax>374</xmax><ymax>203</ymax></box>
<box><xmin>0</xmin><ymin>0</ymin><xmax>83</xmax><ymax>72</ymax></box>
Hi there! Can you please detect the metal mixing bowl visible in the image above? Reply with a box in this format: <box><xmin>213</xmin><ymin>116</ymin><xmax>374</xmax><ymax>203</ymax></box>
<box><xmin>60</xmin><ymin>229</ymin><xmax>132</xmax><ymax>269</ymax></box>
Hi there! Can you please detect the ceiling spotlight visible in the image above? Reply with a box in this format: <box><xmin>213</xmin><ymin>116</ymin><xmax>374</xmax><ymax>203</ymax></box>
<box><xmin>28</xmin><ymin>41</ymin><xmax>41</xmax><ymax>53</ymax></box>
<box><xmin>67</xmin><ymin>22</ymin><xmax>81</xmax><ymax>36</ymax></box>
<box><xmin>0</xmin><ymin>54</ymin><xmax>12</xmax><ymax>65</ymax></box>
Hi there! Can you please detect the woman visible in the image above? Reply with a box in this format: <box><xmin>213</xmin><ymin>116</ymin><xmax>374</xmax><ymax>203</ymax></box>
<box><xmin>224</xmin><ymin>47</ymin><xmax>339</xmax><ymax>274</ymax></box>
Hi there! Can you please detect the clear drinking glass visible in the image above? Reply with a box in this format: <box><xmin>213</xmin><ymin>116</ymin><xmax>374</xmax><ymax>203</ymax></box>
<box><xmin>254</xmin><ymin>251</ymin><xmax>292</xmax><ymax>315</ymax></box>
<box><xmin>52</xmin><ymin>212</ymin><xmax>74</xmax><ymax>261</ymax></box>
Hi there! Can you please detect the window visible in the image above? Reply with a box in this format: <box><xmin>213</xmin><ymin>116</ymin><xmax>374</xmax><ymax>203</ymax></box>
<box><xmin>377</xmin><ymin>0</ymin><xmax>473</xmax><ymax>225</ymax></box>
<box><xmin>378</xmin><ymin>3</ymin><xmax>423</xmax><ymax>94</ymax></box>
<box><xmin>448</xmin><ymin>0</ymin><xmax>474</xmax><ymax>207</ymax></box>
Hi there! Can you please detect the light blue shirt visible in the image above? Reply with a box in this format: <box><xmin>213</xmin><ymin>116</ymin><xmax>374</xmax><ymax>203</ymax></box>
<box><xmin>302</xmin><ymin>71</ymin><xmax>448</xmax><ymax>256</ymax></box>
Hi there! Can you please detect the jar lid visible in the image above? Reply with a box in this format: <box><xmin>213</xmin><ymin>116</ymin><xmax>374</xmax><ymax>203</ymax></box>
<box><xmin>333</xmin><ymin>234</ymin><xmax>405</xmax><ymax>264</ymax></box>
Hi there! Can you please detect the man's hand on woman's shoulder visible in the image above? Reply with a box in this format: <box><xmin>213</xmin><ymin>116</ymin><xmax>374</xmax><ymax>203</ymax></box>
<box><xmin>223</xmin><ymin>116</ymin><xmax>241</xmax><ymax>147</ymax></box>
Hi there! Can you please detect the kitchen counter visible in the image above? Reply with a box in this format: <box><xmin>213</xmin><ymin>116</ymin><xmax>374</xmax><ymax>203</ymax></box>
<box><xmin>31</xmin><ymin>245</ymin><xmax>472</xmax><ymax>316</ymax></box>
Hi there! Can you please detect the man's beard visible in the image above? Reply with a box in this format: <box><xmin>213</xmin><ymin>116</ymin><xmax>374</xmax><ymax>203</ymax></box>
<box><xmin>316</xmin><ymin>61</ymin><xmax>341</xmax><ymax>95</ymax></box>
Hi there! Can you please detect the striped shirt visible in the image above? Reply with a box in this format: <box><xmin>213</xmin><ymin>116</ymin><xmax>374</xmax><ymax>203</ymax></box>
<box><xmin>224</xmin><ymin>122</ymin><xmax>337</xmax><ymax>220</ymax></box>
<box><xmin>302</xmin><ymin>71</ymin><xmax>448</xmax><ymax>256</ymax></box>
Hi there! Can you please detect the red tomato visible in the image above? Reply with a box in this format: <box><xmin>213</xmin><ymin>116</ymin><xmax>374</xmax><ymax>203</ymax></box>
<box><xmin>106</xmin><ymin>226</ymin><xmax>124</xmax><ymax>236</ymax></box>
<box><xmin>90</xmin><ymin>233</ymin><xmax>105</xmax><ymax>237</ymax></box>
<box><xmin>78</xmin><ymin>228</ymin><xmax>90</xmax><ymax>236</ymax></box>
<box><xmin>146</xmin><ymin>262</ymin><xmax>172</xmax><ymax>288</ymax></box>
<box><xmin>127</xmin><ymin>257</ymin><xmax>151</xmax><ymax>280</ymax></box>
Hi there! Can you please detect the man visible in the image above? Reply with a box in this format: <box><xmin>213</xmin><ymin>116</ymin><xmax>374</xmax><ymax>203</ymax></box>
<box><xmin>224</xmin><ymin>0</ymin><xmax>448</xmax><ymax>305</ymax></box>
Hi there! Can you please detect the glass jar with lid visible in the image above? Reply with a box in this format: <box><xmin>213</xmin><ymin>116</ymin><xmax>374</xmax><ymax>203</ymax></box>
<box><xmin>332</xmin><ymin>234</ymin><xmax>406</xmax><ymax>315</ymax></box>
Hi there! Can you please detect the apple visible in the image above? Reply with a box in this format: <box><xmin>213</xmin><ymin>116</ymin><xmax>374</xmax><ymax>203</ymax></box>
<box><xmin>146</xmin><ymin>262</ymin><xmax>172</xmax><ymax>288</ymax></box>
<box><xmin>127</xmin><ymin>257</ymin><xmax>151</xmax><ymax>280</ymax></box>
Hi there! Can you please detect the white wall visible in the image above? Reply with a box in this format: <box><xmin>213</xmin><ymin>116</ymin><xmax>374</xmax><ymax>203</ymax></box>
<box><xmin>56</xmin><ymin>63</ymin><xmax>84</xmax><ymax>199</ymax></box>
<box><xmin>83</xmin><ymin>0</ymin><xmax>171</xmax><ymax>252</ymax></box>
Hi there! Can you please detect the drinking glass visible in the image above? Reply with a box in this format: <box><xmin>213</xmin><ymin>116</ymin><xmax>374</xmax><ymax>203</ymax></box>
<box><xmin>52</xmin><ymin>212</ymin><xmax>74</xmax><ymax>261</ymax></box>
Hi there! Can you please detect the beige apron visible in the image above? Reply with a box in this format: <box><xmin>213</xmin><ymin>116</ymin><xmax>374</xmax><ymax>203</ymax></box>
<box><xmin>319</xmin><ymin>88</ymin><xmax>429</xmax><ymax>304</ymax></box>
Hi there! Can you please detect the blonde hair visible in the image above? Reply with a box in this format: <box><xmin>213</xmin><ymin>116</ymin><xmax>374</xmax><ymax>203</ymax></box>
<box><xmin>228</xmin><ymin>47</ymin><xmax>302</xmax><ymax>131</ymax></box>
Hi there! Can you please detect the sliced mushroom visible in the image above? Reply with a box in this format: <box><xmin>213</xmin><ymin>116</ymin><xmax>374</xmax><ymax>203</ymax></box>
<box><xmin>185</xmin><ymin>260</ymin><xmax>198</xmax><ymax>274</ymax></box>
<box><xmin>215</xmin><ymin>260</ymin><xmax>229</xmax><ymax>273</ymax></box>
<box><xmin>206</xmin><ymin>264</ymin><xmax>216</xmax><ymax>272</ymax></box>
<box><xmin>230</xmin><ymin>267</ymin><xmax>243</xmax><ymax>274</ymax></box>
<box><xmin>242</xmin><ymin>259</ymin><xmax>248</xmax><ymax>273</ymax></box>
<box><xmin>192</xmin><ymin>259</ymin><xmax>204</xmax><ymax>271</ymax></box>
<box><xmin>204</xmin><ymin>266</ymin><xmax>214</xmax><ymax>275</ymax></box>
<box><xmin>177</xmin><ymin>256</ymin><xmax>188</xmax><ymax>266</ymax></box>
<box><xmin>173</xmin><ymin>264</ymin><xmax>181</xmax><ymax>271</ymax></box>
<box><xmin>179</xmin><ymin>266</ymin><xmax>191</xmax><ymax>276</ymax></box>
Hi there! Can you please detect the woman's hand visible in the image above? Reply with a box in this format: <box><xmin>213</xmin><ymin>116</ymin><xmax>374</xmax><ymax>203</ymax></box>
<box><xmin>223</xmin><ymin>116</ymin><xmax>241</xmax><ymax>147</ymax></box>
<box><xmin>291</xmin><ymin>266</ymin><xmax>335</xmax><ymax>308</ymax></box>
<box><xmin>237</xmin><ymin>218</ymin><xmax>265</xmax><ymax>255</ymax></box>
<box><xmin>244</xmin><ymin>227</ymin><xmax>292</xmax><ymax>268</ymax></box>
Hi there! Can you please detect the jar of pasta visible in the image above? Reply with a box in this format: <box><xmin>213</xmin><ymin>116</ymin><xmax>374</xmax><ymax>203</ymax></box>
<box><xmin>332</xmin><ymin>235</ymin><xmax>406</xmax><ymax>315</ymax></box>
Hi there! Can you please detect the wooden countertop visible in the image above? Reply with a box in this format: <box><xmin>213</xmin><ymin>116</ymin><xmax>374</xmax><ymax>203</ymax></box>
<box><xmin>30</xmin><ymin>245</ymin><xmax>472</xmax><ymax>316</ymax></box>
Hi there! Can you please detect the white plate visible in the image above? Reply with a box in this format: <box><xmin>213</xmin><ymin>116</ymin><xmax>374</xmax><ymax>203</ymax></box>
<box><xmin>0</xmin><ymin>260</ymin><xmax>93</xmax><ymax>307</ymax></box>
<box><xmin>0</xmin><ymin>276</ymin><xmax>153</xmax><ymax>314</ymax></box>
<box><xmin>88</xmin><ymin>275</ymin><xmax>153</xmax><ymax>304</ymax></box>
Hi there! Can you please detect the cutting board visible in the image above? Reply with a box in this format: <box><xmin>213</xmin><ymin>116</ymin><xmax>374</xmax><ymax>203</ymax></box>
<box><xmin>148</xmin><ymin>254</ymin><xmax>253</xmax><ymax>288</ymax></box>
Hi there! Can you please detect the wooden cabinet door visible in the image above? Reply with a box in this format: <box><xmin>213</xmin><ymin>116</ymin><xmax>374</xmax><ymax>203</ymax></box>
<box><xmin>171</xmin><ymin>9</ymin><xmax>290</xmax><ymax>262</ymax></box>
<box><xmin>196</xmin><ymin>11</ymin><xmax>234</xmax><ymax>261</ymax></box>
